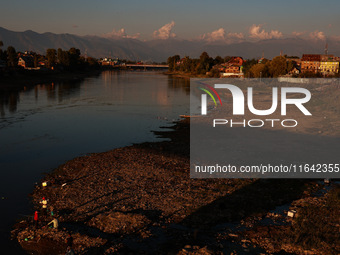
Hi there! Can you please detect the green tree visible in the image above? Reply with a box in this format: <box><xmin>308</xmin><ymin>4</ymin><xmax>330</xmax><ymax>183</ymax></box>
<box><xmin>269</xmin><ymin>56</ymin><xmax>287</xmax><ymax>77</ymax></box>
<box><xmin>250</xmin><ymin>63</ymin><xmax>269</xmax><ymax>78</ymax></box>
<box><xmin>87</xmin><ymin>57</ymin><xmax>99</xmax><ymax>67</ymax></box>
<box><xmin>197</xmin><ymin>52</ymin><xmax>213</xmax><ymax>75</ymax></box>
<box><xmin>167</xmin><ymin>55</ymin><xmax>180</xmax><ymax>72</ymax></box>
<box><xmin>224</xmin><ymin>56</ymin><xmax>231</xmax><ymax>63</ymax></box>
<box><xmin>0</xmin><ymin>41</ymin><xmax>4</xmax><ymax>61</ymax></box>
<box><xmin>57</xmin><ymin>48</ymin><xmax>63</xmax><ymax>63</ymax></box>
<box><xmin>214</xmin><ymin>56</ymin><xmax>224</xmax><ymax>65</ymax></box>
<box><xmin>287</xmin><ymin>60</ymin><xmax>295</xmax><ymax>74</ymax></box>
<box><xmin>6</xmin><ymin>46</ymin><xmax>17</xmax><ymax>67</ymax></box>
<box><xmin>46</xmin><ymin>48</ymin><xmax>56</xmax><ymax>68</ymax></box>
<box><xmin>34</xmin><ymin>55</ymin><xmax>38</xmax><ymax>68</ymax></box>
<box><xmin>242</xmin><ymin>58</ymin><xmax>257</xmax><ymax>78</ymax></box>
<box><xmin>68</xmin><ymin>47</ymin><xmax>81</xmax><ymax>68</ymax></box>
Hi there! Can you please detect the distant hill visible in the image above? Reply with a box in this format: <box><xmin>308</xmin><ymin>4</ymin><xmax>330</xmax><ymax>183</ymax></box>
<box><xmin>1</xmin><ymin>27</ymin><xmax>339</xmax><ymax>62</ymax></box>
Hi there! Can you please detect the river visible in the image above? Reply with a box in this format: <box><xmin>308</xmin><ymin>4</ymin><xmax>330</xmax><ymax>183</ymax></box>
<box><xmin>0</xmin><ymin>70</ymin><xmax>190</xmax><ymax>253</ymax></box>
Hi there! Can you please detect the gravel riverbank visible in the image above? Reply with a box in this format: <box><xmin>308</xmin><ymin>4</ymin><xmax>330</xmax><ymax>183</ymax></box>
<box><xmin>12</xmin><ymin>119</ymin><xmax>339</xmax><ymax>254</ymax></box>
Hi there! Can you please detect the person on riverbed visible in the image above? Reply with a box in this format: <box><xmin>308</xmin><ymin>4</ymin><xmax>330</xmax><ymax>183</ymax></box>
<box><xmin>33</xmin><ymin>211</ymin><xmax>39</xmax><ymax>228</ymax></box>
<box><xmin>65</xmin><ymin>246</ymin><xmax>75</xmax><ymax>255</ymax></box>
<box><xmin>48</xmin><ymin>218</ymin><xmax>59</xmax><ymax>229</ymax></box>
<box><xmin>66</xmin><ymin>233</ymin><xmax>73</xmax><ymax>249</ymax></box>
<box><xmin>50</xmin><ymin>205</ymin><xmax>55</xmax><ymax>217</ymax></box>
<box><xmin>40</xmin><ymin>197</ymin><xmax>48</xmax><ymax>216</ymax></box>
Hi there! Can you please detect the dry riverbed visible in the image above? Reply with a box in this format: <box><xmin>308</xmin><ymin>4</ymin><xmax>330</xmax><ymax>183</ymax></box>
<box><xmin>12</xmin><ymin>119</ymin><xmax>339</xmax><ymax>255</ymax></box>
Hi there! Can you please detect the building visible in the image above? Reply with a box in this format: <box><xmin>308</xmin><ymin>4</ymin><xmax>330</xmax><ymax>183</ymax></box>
<box><xmin>100</xmin><ymin>58</ymin><xmax>121</xmax><ymax>66</ymax></box>
<box><xmin>18</xmin><ymin>56</ymin><xmax>34</xmax><ymax>68</ymax></box>
<box><xmin>288</xmin><ymin>67</ymin><xmax>301</xmax><ymax>75</ymax></box>
<box><xmin>221</xmin><ymin>56</ymin><xmax>245</xmax><ymax>78</ymax></box>
<box><xmin>228</xmin><ymin>56</ymin><xmax>244</xmax><ymax>66</ymax></box>
<box><xmin>320</xmin><ymin>54</ymin><xmax>335</xmax><ymax>61</ymax></box>
<box><xmin>320</xmin><ymin>61</ymin><xmax>339</xmax><ymax>75</ymax></box>
<box><xmin>301</xmin><ymin>54</ymin><xmax>321</xmax><ymax>73</ymax></box>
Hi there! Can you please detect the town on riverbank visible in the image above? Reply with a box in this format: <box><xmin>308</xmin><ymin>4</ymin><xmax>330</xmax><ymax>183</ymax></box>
<box><xmin>2</xmin><ymin>39</ymin><xmax>340</xmax><ymax>90</ymax></box>
<box><xmin>166</xmin><ymin>48</ymin><xmax>340</xmax><ymax>78</ymax></box>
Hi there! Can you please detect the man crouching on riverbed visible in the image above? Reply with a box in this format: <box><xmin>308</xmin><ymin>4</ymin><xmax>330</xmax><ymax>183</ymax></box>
<box><xmin>47</xmin><ymin>218</ymin><xmax>59</xmax><ymax>229</ymax></box>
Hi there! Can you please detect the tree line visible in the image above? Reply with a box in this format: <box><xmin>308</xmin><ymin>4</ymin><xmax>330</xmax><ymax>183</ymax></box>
<box><xmin>0</xmin><ymin>41</ymin><xmax>99</xmax><ymax>70</ymax></box>
<box><xmin>0</xmin><ymin>41</ymin><xmax>18</xmax><ymax>67</ymax></box>
<box><xmin>167</xmin><ymin>52</ymin><xmax>223</xmax><ymax>76</ymax></box>
<box><xmin>167</xmin><ymin>52</ymin><xmax>308</xmax><ymax>78</ymax></box>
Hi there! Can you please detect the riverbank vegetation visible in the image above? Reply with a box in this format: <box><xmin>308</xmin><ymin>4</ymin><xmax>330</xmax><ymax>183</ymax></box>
<box><xmin>167</xmin><ymin>52</ymin><xmax>340</xmax><ymax>78</ymax></box>
<box><xmin>0</xmin><ymin>41</ymin><xmax>102</xmax><ymax>91</ymax></box>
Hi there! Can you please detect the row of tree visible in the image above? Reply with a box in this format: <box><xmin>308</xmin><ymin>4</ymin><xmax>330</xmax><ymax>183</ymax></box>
<box><xmin>247</xmin><ymin>56</ymin><xmax>296</xmax><ymax>78</ymax></box>
<box><xmin>0</xmin><ymin>41</ymin><xmax>18</xmax><ymax>67</ymax></box>
<box><xmin>0</xmin><ymin>41</ymin><xmax>99</xmax><ymax>70</ymax></box>
<box><xmin>167</xmin><ymin>52</ymin><xmax>303</xmax><ymax>78</ymax></box>
<box><xmin>167</xmin><ymin>52</ymin><xmax>226</xmax><ymax>76</ymax></box>
<box><xmin>45</xmin><ymin>47</ymin><xmax>99</xmax><ymax>70</ymax></box>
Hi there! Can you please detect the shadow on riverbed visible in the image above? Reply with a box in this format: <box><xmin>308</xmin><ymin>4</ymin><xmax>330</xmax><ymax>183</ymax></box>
<box><xmin>157</xmin><ymin>179</ymin><xmax>308</xmax><ymax>254</ymax></box>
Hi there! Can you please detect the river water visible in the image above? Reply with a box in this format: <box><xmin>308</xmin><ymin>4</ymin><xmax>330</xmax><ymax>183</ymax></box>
<box><xmin>0</xmin><ymin>71</ymin><xmax>189</xmax><ymax>253</ymax></box>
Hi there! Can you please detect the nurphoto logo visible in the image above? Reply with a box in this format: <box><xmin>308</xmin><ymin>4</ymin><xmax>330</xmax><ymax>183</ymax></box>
<box><xmin>200</xmin><ymin>84</ymin><xmax>312</xmax><ymax>128</ymax></box>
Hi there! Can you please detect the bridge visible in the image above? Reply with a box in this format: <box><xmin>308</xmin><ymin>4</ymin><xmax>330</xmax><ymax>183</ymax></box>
<box><xmin>125</xmin><ymin>64</ymin><xmax>169</xmax><ymax>69</ymax></box>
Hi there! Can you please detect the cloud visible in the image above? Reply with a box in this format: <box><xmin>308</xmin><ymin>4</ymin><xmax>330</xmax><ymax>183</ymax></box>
<box><xmin>330</xmin><ymin>35</ymin><xmax>340</xmax><ymax>41</ymax></box>
<box><xmin>309</xmin><ymin>30</ymin><xmax>326</xmax><ymax>40</ymax></box>
<box><xmin>292</xmin><ymin>31</ymin><xmax>305</xmax><ymax>37</ymax></box>
<box><xmin>153</xmin><ymin>21</ymin><xmax>176</xmax><ymax>39</ymax></box>
<box><xmin>103</xmin><ymin>28</ymin><xmax>140</xmax><ymax>39</ymax></box>
<box><xmin>200</xmin><ymin>28</ymin><xmax>226</xmax><ymax>42</ymax></box>
<box><xmin>227</xmin><ymin>32</ymin><xmax>244</xmax><ymax>39</ymax></box>
<box><xmin>249</xmin><ymin>24</ymin><xmax>282</xmax><ymax>40</ymax></box>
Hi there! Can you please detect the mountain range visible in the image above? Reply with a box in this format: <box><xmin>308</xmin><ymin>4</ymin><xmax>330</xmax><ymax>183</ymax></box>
<box><xmin>1</xmin><ymin>27</ymin><xmax>339</xmax><ymax>62</ymax></box>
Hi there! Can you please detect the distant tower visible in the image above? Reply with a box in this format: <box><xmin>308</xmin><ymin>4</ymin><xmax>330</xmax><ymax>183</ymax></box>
<box><xmin>280</xmin><ymin>50</ymin><xmax>283</xmax><ymax>56</ymax></box>
<box><xmin>262</xmin><ymin>51</ymin><xmax>264</xmax><ymax>59</ymax></box>
<box><xmin>324</xmin><ymin>42</ymin><xmax>328</xmax><ymax>55</ymax></box>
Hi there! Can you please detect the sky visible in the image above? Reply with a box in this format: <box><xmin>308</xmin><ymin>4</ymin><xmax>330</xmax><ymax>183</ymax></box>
<box><xmin>1</xmin><ymin>0</ymin><xmax>340</xmax><ymax>41</ymax></box>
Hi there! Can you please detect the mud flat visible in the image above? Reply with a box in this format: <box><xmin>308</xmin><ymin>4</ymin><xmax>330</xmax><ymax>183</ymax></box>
<box><xmin>12</xmin><ymin>119</ymin><xmax>339</xmax><ymax>254</ymax></box>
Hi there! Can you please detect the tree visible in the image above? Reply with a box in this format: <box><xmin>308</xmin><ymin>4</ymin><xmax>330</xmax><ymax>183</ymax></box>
<box><xmin>224</xmin><ymin>56</ymin><xmax>231</xmax><ymax>63</ymax></box>
<box><xmin>167</xmin><ymin>55</ymin><xmax>180</xmax><ymax>72</ymax></box>
<box><xmin>242</xmin><ymin>58</ymin><xmax>257</xmax><ymax>78</ymax></box>
<box><xmin>6</xmin><ymin>46</ymin><xmax>17</xmax><ymax>67</ymax></box>
<box><xmin>287</xmin><ymin>60</ymin><xmax>295</xmax><ymax>74</ymax></box>
<box><xmin>249</xmin><ymin>63</ymin><xmax>269</xmax><ymax>78</ymax></box>
<box><xmin>34</xmin><ymin>55</ymin><xmax>38</xmax><ymax>68</ymax></box>
<box><xmin>68</xmin><ymin>47</ymin><xmax>81</xmax><ymax>68</ymax></box>
<box><xmin>87</xmin><ymin>57</ymin><xmax>99</xmax><ymax>67</ymax></box>
<box><xmin>183</xmin><ymin>56</ymin><xmax>192</xmax><ymax>73</ymax></box>
<box><xmin>197</xmin><ymin>52</ymin><xmax>213</xmax><ymax>75</ymax></box>
<box><xmin>214</xmin><ymin>56</ymin><xmax>224</xmax><ymax>65</ymax></box>
<box><xmin>0</xmin><ymin>41</ymin><xmax>4</xmax><ymax>61</ymax></box>
<box><xmin>269</xmin><ymin>56</ymin><xmax>287</xmax><ymax>77</ymax></box>
<box><xmin>46</xmin><ymin>48</ymin><xmax>56</xmax><ymax>68</ymax></box>
<box><xmin>57</xmin><ymin>48</ymin><xmax>63</xmax><ymax>63</ymax></box>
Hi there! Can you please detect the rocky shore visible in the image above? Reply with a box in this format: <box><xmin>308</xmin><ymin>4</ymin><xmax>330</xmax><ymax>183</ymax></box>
<box><xmin>12</xmin><ymin>119</ymin><xmax>339</xmax><ymax>254</ymax></box>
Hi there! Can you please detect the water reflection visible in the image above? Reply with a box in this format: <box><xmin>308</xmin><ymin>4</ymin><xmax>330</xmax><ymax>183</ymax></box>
<box><xmin>0</xmin><ymin>80</ymin><xmax>82</xmax><ymax>117</ymax></box>
<box><xmin>0</xmin><ymin>91</ymin><xmax>19</xmax><ymax>116</ymax></box>
<box><xmin>0</xmin><ymin>70</ymin><xmax>190</xmax><ymax>254</ymax></box>
<box><xmin>168</xmin><ymin>75</ymin><xmax>190</xmax><ymax>95</ymax></box>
